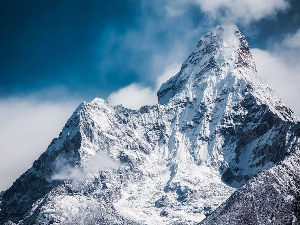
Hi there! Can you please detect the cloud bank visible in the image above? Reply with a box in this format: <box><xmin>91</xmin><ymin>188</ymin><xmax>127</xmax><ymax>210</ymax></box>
<box><xmin>251</xmin><ymin>27</ymin><xmax>300</xmax><ymax>117</ymax></box>
<box><xmin>0</xmin><ymin>97</ymin><xmax>79</xmax><ymax>191</ymax></box>
<box><xmin>252</xmin><ymin>48</ymin><xmax>300</xmax><ymax>117</ymax></box>
<box><xmin>107</xmin><ymin>63</ymin><xmax>181</xmax><ymax>109</ymax></box>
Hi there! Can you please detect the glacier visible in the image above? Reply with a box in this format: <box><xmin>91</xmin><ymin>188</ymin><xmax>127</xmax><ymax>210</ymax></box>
<box><xmin>0</xmin><ymin>25</ymin><xmax>299</xmax><ymax>225</ymax></box>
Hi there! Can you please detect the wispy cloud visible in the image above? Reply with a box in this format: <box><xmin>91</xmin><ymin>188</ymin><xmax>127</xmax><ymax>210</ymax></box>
<box><xmin>165</xmin><ymin>5</ymin><xmax>186</xmax><ymax>17</ymax></box>
<box><xmin>165</xmin><ymin>0</ymin><xmax>290</xmax><ymax>24</ymax></box>
<box><xmin>51</xmin><ymin>151</ymin><xmax>121</xmax><ymax>186</ymax></box>
<box><xmin>283</xmin><ymin>28</ymin><xmax>300</xmax><ymax>49</ymax></box>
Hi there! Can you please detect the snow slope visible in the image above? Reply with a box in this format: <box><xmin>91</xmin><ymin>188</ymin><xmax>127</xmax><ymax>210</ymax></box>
<box><xmin>0</xmin><ymin>25</ymin><xmax>299</xmax><ymax>225</ymax></box>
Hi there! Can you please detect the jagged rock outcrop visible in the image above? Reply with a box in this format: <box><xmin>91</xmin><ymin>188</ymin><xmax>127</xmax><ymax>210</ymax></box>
<box><xmin>0</xmin><ymin>25</ymin><xmax>299</xmax><ymax>225</ymax></box>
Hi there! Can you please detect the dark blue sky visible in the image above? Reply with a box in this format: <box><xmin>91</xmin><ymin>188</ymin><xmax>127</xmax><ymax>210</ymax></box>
<box><xmin>0</xmin><ymin>0</ymin><xmax>299</xmax><ymax>101</ymax></box>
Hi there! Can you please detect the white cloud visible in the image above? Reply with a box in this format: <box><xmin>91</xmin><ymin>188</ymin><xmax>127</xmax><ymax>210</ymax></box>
<box><xmin>166</xmin><ymin>0</ymin><xmax>289</xmax><ymax>24</ymax></box>
<box><xmin>107</xmin><ymin>63</ymin><xmax>181</xmax><ymax>109</ymax></box>
<box><xmin>252</xmin><ymin>48</ymin><xmax>300</xmax><ymax>117</ymax></box>
<box><xmin>165</xmin><ymin>5</ymin><xmax>186</xmax><ymax>17</ymax></box>
<box><xmin>0</xmin><ymin>97</ymin><xmax>79</xmax><ymax>191</ymax></box>
<box><xmin>107</xmin><ymin>83</ymin><xmax>157</xmax><ymax>110</ymax></box>
<box><xmin>51</xmin><ymin>151</ymin><xmax>121</xmax><ymax>186</ymax></box>
<box><xmin>283</xmin><ymin>28</ymin><xmax>300</xmax><ymax>49</ymax></box>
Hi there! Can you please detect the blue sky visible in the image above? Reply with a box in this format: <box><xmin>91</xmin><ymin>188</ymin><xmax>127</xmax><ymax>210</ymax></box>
<box><xmin>0</xmin><ymin>0</ymin><xmax>300</xmax><ymax>191</ymax></box>
<box><xmin>0</xmin><ymin>0</ymin><xmax>299</xmax><ymax>101</ymax></box>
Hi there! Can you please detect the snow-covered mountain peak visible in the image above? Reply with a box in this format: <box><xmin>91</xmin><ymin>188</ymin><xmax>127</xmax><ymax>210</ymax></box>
<box><xmin>1</xmin><ymin>25</ymin><xmax>299</xmax><ymax>225</ymax></box>
<box><xmin>194</xmin><ymin>24</ymin><xmax>255</xmax><ymax>69</ymax></box>
<box><xmin>157</xmin><ymin>25</ymin><xmax>294</xmax><ymax>123</ymax></box>
<box><xmin>157</xmin><ymin>25</ymin><xmax>257</xmax><ymax>105</ymax></box>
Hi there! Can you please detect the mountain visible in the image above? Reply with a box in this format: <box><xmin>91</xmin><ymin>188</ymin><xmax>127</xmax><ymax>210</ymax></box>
<box><xmin>201</xmin><ymin>142</ymin><xmax>300</xmax><ymax>225</ymax></box>
<box><xmin>1</xmin><ymin>25</ymin><xmax>299</xmax><ymax>225</ymax></box>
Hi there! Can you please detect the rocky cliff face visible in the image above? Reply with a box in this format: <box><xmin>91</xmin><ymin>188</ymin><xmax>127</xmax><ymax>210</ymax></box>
<box><xmin>201</xmin><ymin>139</ymin><xmax>300</xmax><ymax>225</ymax></box>
<box><xmin>0</xmin><ymin>25</ymin><xmax>299</xmax><ymax>225</ymax></box>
